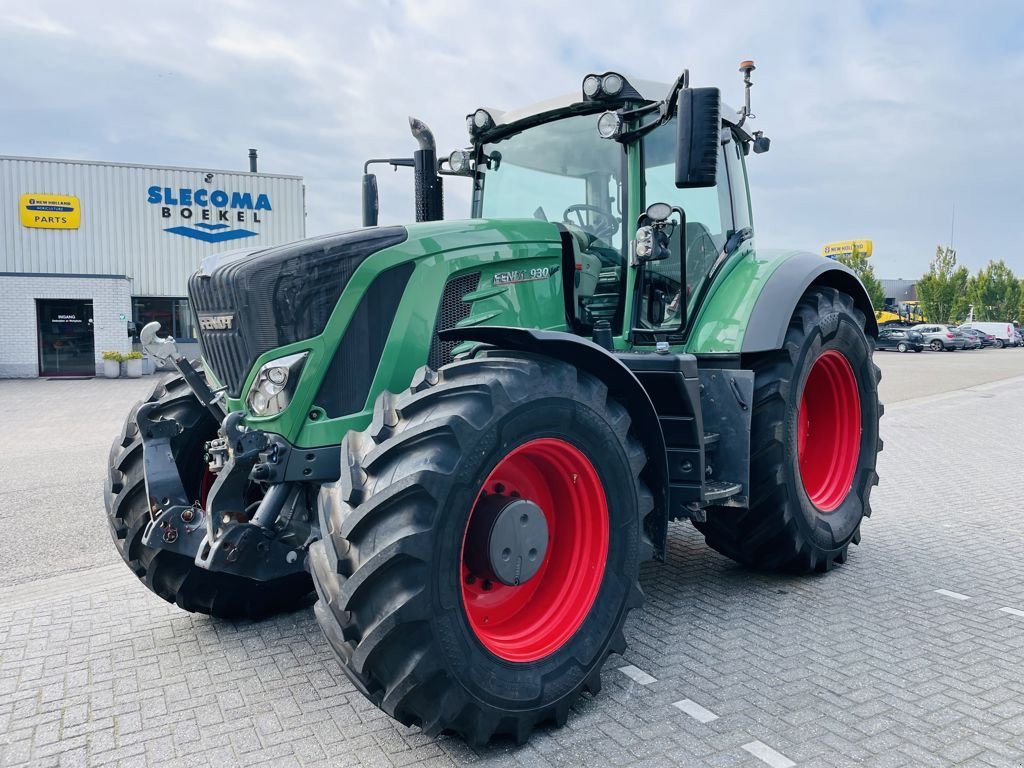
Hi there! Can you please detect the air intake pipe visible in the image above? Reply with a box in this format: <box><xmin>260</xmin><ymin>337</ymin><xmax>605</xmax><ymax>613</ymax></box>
<box><xmin>409</xmin><ymin>117</ymin><xmax>444</xmax><ymax>222</ymax></box>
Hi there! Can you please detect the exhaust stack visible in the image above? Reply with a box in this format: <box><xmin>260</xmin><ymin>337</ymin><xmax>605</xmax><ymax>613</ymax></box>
<box><xmin>409</xmin><ymin>117</ymin><xmax>443</xmax><ymax>222</ymax></box>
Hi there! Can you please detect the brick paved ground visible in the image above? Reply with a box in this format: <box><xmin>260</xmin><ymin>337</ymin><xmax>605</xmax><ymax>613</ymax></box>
<box><xmin>1</xmin><ymin>356</ymin><xmax>1024</xmax><ymax>767</ymax></box>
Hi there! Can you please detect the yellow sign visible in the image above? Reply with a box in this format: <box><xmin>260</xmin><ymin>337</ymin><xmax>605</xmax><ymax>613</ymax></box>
<box><xmin>20</xmin><ymin>194</ymin><xmax>81</xmax><ymax>229</ymax></box>
<box><xmin>822</xmin><ymin>239</ymin><xmax>872</xmax><ymax>259</ymax></box>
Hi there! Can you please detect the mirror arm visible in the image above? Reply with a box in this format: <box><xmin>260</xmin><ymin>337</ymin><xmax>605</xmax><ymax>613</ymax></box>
<box><xmin>363</xmin><ymin>158</ymin><xmax>415</xmax><ymax>173</ymax></box>
<box><xmin>613</xmin><ymin>72</ymin><xmax>690</xmax><ymax>145</ymax></box>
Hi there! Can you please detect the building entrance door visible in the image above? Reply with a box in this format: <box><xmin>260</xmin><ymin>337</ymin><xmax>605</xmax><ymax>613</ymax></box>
<box><xmin>36</xmin><ymin>299</ymin><xmax>95</xmax><ymax>376</ymax></box>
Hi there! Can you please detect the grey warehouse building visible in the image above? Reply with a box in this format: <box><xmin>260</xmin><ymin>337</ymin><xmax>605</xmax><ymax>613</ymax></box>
<box><xmin>0</xmin><ymin>155</ymin><xmax>305</xmax><ymax>378</ymax></box>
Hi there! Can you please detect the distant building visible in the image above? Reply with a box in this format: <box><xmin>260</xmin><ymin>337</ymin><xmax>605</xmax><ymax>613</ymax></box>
<box><xmin>1</xmin><ymin>155</ymin><xmax>305</xmax><ymax>378</ymax></box>
<box><xmin>879</xmin><ymin>279</ymin><xmax>918</xmax><ymax>305</ymax></box>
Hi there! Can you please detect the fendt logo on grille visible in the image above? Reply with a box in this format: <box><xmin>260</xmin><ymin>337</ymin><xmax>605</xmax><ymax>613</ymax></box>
<box><xmin>198</xmin><ymin>313</ymin><xmax>235</xmax><ymax>331</ymax></box>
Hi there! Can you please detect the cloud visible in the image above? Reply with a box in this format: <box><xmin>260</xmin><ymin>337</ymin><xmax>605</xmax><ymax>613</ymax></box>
<box><xmin>1</xmin><ymin>0</ymin><xmax>1022</xmax><ymax>278</ymax></box>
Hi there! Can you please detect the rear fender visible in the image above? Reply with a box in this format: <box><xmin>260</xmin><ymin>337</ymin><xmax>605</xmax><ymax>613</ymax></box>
<box><xmin>438</xmin><ymin>326</ymin><xmax>669</xmax><ymax>560</ymax></box>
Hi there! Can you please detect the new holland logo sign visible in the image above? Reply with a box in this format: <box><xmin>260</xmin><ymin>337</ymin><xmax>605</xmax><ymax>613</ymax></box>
<box><xmin>822</xmin><ymin>239</ymin><xmax>873</xmax><ymax>259</ymax></box>
<box><xmin>20</xmin><ymin>194</ymin><xmax>81</xmax><ymax>229</ymax></box>
<box><xmin>147</xmin><ymin>185</ymin><xmax>272</xmax><ymax>243</ymax></box>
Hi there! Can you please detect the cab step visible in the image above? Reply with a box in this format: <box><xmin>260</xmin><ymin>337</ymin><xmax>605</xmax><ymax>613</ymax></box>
<box><xmin>704</xmin><ymin>480</ymin><xmax>743</xmax><ymax>502</ymax></box>
<box><xmin>703</xmin><ymin>431</ymin><xmax>720</xmax><ymax>447</ymax></box>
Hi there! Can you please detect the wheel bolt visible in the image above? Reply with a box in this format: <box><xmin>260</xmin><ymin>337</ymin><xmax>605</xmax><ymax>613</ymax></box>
<box><xmin>494</xmin><ymin>483</ymin><xmax>505</xmax><ymax>494</ymax></box>
<box><xmin>482</xmin><ymin>580</ymin><xmax>492</xmax><ymax>591</ymax></box>
<box><xmin>181</xmin><ymin>508</ymin><xmax>194</xmax><ymax>523</ymax></box>
<box><xmin>465</xmin><ymin>574</ymin><xmax>476</xmax><ymax>585</ymax></box>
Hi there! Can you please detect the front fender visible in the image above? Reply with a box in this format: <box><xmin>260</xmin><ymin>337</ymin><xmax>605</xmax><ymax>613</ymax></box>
<box><xmin>438</xmin><ymin>326</ymin><xmax>670</xmax><ymax>561</ymax></box>
<box><xmin>741</xmin><ymin>253</ymin><xmax>878</xmax><ymax>353</ymax></box>
<box><xmin>687</xmin><ymin>248</ymin><xmax>877</xmax><ymax>355</ymax></box>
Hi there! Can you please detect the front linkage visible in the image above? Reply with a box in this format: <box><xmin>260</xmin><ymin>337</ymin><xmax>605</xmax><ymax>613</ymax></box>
<box><xmin>137</xmin><ymin>322</ymin><xmax>336</xmax><ymax>585</ymax></box>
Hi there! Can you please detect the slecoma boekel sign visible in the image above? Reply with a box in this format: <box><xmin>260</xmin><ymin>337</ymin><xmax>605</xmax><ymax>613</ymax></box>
<box><xmin>147</xmin><ymin>185</ymin><xmax>272</xmax><ymax>243</ymax></box>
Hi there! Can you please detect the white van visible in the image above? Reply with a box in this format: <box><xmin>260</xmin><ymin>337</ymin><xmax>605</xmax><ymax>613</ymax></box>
<box><xmin>960</xmin><ymin>321</ymin><xmax>1016</xmax><ymax>348</ymax></box>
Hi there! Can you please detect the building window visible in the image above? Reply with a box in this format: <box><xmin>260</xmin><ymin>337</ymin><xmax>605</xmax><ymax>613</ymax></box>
<box><xmin>131</xmin><ymin>297</ymin><xmax>196</xmax><ymax>342</ymax></box>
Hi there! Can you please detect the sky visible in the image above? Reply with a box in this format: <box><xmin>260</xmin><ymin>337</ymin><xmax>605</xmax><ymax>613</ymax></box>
<box><xmin>2</xmin><ymin>0</ymin><xmax>1022</xmax><ymax>279</ymax></box>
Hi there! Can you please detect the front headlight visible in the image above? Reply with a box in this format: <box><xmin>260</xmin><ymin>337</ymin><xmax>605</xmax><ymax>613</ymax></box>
<box><xmin>247</xmin><ymin>352</ymin><xmax>307</xmax><ymax>417</ymax></box>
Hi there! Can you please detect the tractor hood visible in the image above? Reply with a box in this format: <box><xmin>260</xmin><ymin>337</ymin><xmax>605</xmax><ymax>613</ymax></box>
<box><xmin>188</xmin><ymin>226</ymin><xmax>408</xmax><ymax>397</ymax></box>
<box><xmin>188</xmin><ymin>219</ymin><xmax>564</xmax><ymax>399</ymax></box>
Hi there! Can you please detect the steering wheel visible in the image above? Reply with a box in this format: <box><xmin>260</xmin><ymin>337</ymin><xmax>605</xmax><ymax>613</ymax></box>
<box><xmin>563</xmin><ymin>204</ymin><xmax>618</xmax><ymax>241</ymax></box>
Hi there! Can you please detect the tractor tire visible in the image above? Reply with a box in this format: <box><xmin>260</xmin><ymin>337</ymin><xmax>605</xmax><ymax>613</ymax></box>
<box><xmin>104</xmin><ymin>369</ymin><xmax>312</xmax><ymax>619</ymax></box>
<box><xmin>311</xmin><ymin>353</ymin><xmax>652</xmax><ymax>745</ymax></box>
<box><xmin>695</xmin><ymin>287</ymin><xmax>882</xmax><ymax>573</ymax></box>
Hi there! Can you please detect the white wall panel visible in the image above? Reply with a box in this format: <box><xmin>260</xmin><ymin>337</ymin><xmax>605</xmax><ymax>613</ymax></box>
<box><xmin>0</xmin><ymin>156</ymin><xmax>306</xmax><ymax>296</ymax></box>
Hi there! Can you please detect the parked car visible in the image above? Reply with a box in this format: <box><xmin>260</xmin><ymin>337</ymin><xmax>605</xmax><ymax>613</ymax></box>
<box><xmin>957</xmin><ymin>328</ymin><xmax>981</xmax><ymax>350</ymax></box>
<box><xmin>958</xmin><ymin>327</ymin><xmax>995</xmax><ymax>348</ymax></box>
<box><xmin>877</xmin><ymin>327</ymin><xmax>925</xmax><ymax>352</ymax></box>
<box><xmin>912</xmin><ymin>324</ymin><xmax>966</xmax><ymax>351</ymax></box>
<box><xmin>959</xmin><ymin>321</ymin><xmax>1016</xmax><ymax>349</ymax></box>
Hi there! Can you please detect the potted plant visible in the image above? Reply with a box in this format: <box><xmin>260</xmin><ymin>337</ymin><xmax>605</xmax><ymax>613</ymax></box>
<box><xmin>101</xmin><ymin>351</ymin><xmax>123</xmax><ymax>379</ymax></box>
<box><xmin>124</xmin><ymin>351</ymin><xmax>144</xmax><ymax>379</ymax></box>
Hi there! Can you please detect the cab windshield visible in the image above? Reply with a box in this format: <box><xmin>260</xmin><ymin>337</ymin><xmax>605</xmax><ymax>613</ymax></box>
<box><xmin>479</xmin><ymin>113</ymin><xmax>626</xmax><ymax>252</ymax></box>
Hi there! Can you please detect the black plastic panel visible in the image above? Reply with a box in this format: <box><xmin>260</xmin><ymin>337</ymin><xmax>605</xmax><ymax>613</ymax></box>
<box><xmin>189</xmin><ymin>227</ymin><xmax>407</xmax><ymax>396</ymax></box>
<box><xmin>427</xmin><ymin>272</ymin><xmax>481</xmax><ymax>370</ymax></box>
<box><xmin>314</xmin><ymin>262</ymin><xmax>415</xmax><ymax>418</ymax></box>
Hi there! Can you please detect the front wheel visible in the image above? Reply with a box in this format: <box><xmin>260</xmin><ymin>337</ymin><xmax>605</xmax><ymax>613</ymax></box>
<box><xmin>897</xmin><ymin>342</ymin><xmax>909</xmax><ymax>353</ymax></box>
<box><xmin>695</xmin><ymin>287</ymin><xmax>882</xmax><ymax>572</ymax></box>
<box><xmin>311</xmin><ymin>353</ymin><xmax>653</xmax><ymax>745</ymax></box>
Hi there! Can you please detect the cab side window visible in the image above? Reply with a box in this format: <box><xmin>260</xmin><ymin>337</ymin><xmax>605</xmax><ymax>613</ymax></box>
<box><xmin>642</xmin><ymin>118</ymin><xmax>733</xmax><ymax>328</ymax></box>
<box><xmin>724</xmin><ymin>134</ymin><xmax>752</xmax><ymax>232</ymax></box>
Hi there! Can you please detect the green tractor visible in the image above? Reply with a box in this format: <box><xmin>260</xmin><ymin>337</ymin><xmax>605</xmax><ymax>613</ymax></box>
<box><xmin>104</xmin><ymin>62</ymin><xmax>881</xmax><ymax>745</ymax></box>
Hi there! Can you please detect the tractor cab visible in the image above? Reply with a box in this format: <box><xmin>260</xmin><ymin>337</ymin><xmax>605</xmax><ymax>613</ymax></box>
<box><xmin>364</xmin><ymin>66</ymin><xmax>771</xmax><ymax>348</ymax></box>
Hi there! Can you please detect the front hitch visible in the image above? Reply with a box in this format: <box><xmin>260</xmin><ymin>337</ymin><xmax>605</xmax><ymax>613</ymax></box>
<box><xmin>138</xmin><ymin>401</ymin><xmax>209</xmax><ymax>559</ymax></box>
<box><xmin>136</xmin><ymin>372</ymin><xmax>336</xmax><ymax>581</ymax></box>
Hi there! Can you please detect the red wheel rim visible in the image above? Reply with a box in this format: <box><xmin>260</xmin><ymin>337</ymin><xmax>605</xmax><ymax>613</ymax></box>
<box><xmin>797</xmin><ymin>350</ymin><xmax>861</xmax><ymax>512</ymax></box>
<box><xmin>460</xmin><ymin>438</ymin><xmax>609</xmax><ymax>662</ymax></box>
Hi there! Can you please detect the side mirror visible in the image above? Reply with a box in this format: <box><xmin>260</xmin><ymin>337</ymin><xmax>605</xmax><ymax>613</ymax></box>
<box><xmin>361</xmin><ymin>173</ymin><xmax>379</xmax><ymax>227</ymax></box>
<box><xmin>675</xmin><ymin>87</ymin><xmax>721</xmax><ymax>189</ymax></box>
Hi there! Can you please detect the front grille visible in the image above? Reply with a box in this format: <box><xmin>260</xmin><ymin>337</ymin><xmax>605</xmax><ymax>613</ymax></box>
<box><xmin>428</xmin><ymin>272</ymin><xmax>481</xmax><ymax>370</ymax></box>
<box><xmin>189</xmin><ymin>227</ymin><xmax>407</xmax><ymax>397</ymax></box>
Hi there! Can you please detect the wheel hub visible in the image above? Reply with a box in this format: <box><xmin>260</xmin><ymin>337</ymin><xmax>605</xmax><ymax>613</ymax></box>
<box><xmin>460</xmin><ymin>438</ymin><xmax>609</xmax><ymax>662</ymax></box>
<box><xmin>465</xmin><ymin>495</ymin><xmax>548</xmax><ymax>586</ymax></box>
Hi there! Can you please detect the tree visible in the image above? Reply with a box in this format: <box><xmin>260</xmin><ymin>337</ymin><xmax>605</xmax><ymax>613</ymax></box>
<box><xmin>836</xmin><ymin>246</ymin><xmax>885</xmax><ymax>309</ymax></box>
<box><xmin>966</xmin><ymin>260</ymin><xmax>1020</xmax><ymax>321</ymax></box>
<box><xmin>918</xmin><ymin>245</ymin><xmax>968</xmax><ymax>324</ymax></box>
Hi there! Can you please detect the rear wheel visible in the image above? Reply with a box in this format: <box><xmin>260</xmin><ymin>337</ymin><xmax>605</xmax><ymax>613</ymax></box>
<box><xmin>930</xmin><ymin>339</ymin><xmax>943</xmax><ymax>352</ymax></box>
<box><xmin>695</xmin><ymin>287</ymin><xmax>882</xmax><ymax>572</ymax></box>
<box><xmin>311</xmin><ymin>353</ymin><xmax>652</xmax><ymax>745</ymax></box>
<box><xmin>995</xmin><ymin>339</ymin><xmax>1005</xmax><ymax>349</ymax></box>
<box><xmin>104</xmin><ymin>370</ymin><xmax>312</xmax><ymax>618</ymax></box>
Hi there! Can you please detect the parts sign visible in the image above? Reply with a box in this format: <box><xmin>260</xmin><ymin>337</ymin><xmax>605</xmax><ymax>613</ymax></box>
<box><xmin>20</xmin><ymin>194</ymin><xmax>81</xmax><ymax>229</ymax></box>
